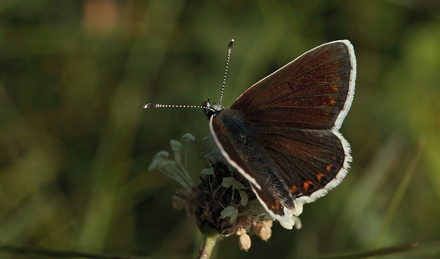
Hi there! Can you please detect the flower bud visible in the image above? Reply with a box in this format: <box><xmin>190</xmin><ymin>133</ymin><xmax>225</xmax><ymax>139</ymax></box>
<box><xmin>237</xmin><ymin>229</ymin><xmax>251</xmax><ymax>252</ymax></box>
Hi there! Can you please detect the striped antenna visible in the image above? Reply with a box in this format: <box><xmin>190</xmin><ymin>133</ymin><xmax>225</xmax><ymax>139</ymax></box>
<box><xmin>144</xmin><ymin>103</ymin><xmax>206</xmax><ymax>109</ymax></box>
<box><xmin>144</xmin><ymin>39</ymin><xmax>234</xmax><ymax>112</ymax></box>
<box><xmin>219</xmin><ymin>39</ymin><xmax>234</xmax><ymax>106</ymax></box>
<box><xmin>144</xmin><ymin>101</ymin><xmax>217</xmax><ymax>113</ymax></box>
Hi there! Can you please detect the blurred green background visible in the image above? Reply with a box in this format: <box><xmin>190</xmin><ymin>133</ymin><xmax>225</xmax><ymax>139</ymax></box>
<box><xmin>1</xmin><ymin>0</ymin><xmax>440</xmax><ymax>258</ymax></box>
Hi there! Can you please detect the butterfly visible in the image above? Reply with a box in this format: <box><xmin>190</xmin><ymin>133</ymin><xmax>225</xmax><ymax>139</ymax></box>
<box><xmin>147</xmin><ymin>40</ymin><xmax>356</xmax><ymax>229</ymax></box>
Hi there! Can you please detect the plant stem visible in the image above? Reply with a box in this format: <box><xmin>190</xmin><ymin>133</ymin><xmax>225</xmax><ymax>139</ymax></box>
<box><xmin>196</xmin><ymin>233</ymin><xmax>220</xmax><ymax>259</ymax></box>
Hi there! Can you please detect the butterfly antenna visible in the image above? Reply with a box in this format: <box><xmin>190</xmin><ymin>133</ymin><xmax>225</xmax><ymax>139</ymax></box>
<box><xmin>145</xmin><ymin>39</ymin><xmax>234</xmax><ymax>112</ymax></box>
<box><xmin>144</xmin><ymin>103</ymin><xmax>207</xmax><ymax>109</ymax></box>
<box><xmin>219</xmin><ymin>39</ymin><xmax>234</xmax><ymax>106</ymax></box>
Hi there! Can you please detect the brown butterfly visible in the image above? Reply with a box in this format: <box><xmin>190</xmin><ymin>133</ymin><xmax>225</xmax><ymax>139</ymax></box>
<box><xmin>147</xmin><ymin>40</ymin><xmax>356</xmax><ymax>229</ymax></box>
<box><xmin>206</xmin><ymin>40</ymin><xmax>356</xmax><ymax>229</ymax></box>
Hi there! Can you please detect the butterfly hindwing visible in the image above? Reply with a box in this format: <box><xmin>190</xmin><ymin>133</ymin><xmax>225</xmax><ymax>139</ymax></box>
<box><xmin>253</xmin><ymin>125</ymin><xmax>350</xmax><ymax>204</ymax></box>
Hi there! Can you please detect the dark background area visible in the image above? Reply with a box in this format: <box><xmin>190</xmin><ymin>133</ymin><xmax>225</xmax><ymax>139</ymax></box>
<box><xmin>1</xmin><ymin>0</ymin><xmax>440</xmax><ymax>258</ymax></box>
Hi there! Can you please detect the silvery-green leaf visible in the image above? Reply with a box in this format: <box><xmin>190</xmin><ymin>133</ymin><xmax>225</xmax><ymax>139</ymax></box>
<box><xmin>220</xmin><ymin>206</ymin><xmax>238</xmax><ymax>223</ymax></box>
<box><xmin>239</xmin><ymin>190</ymin><xmax>248</xmax><ymax>206</ymax></box>
<box><xmin>232</xmin><ymin>180</ymin><xmax>247</xmax><ymax>190</ymax></box>
<box><xmin>201</xmin><ymin>168</ymin><xmax>214</xmax><ymax>175</ymax></box>
<box><xmin>222</xmin><ymin>177</ymin><xmax>236</xmax><ymax>188</ymax></box>
<box><xmin>181</xmin><ymin>133</ymin><xmax>195</xmax><ymax>142</ymax></box>
<box><xmin>153</xmin><ymin>151</ymin><xmax>169</xmax><ymax>161</ymax></box>
<box><xmin>170</xmin><ymin>139</ymin><xmax>182</xmax><ymax>152</ymax></box>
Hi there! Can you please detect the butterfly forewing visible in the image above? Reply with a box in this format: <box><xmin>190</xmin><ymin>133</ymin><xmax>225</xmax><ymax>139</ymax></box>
<box><xmin>231</xmin><ymin>41</ymin><xmax>354</xmax><ymax>130</ymax></box>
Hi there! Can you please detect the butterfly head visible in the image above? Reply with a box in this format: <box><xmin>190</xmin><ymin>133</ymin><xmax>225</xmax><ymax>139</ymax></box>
<box><xmin>203</xmin><ymin>98</ymin><xmax>224</xmax><ymax>119</ymax></box>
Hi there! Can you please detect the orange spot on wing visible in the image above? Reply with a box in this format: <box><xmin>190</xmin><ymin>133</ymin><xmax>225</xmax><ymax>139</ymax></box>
<box><xmin>326</xmin><ymin>164</ymin><xmax>332</xmax><ymax>172</ymax></box>
<box><xmin>329</xmin><ymin>97</ymin><xmax>336</xmax><ymax>105</ymax></box>
<box><xmin>303</xmin><ymin>181</ymin><xmax>313</xmax><ymax>192</ymax></box>
<box><xmin>290</xmin><ymin>185</ymin><xmax>298</xmax><ymax>193</ymax></box>
<box><xmin>317</xmin><ymin>173</ymin><xmax>324</xmax><ymax>182</ymax></box>
<box><xmin>270</xmin><ymin>199</ymin><xmax>281</xmax><ymax>210</ymax></box>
